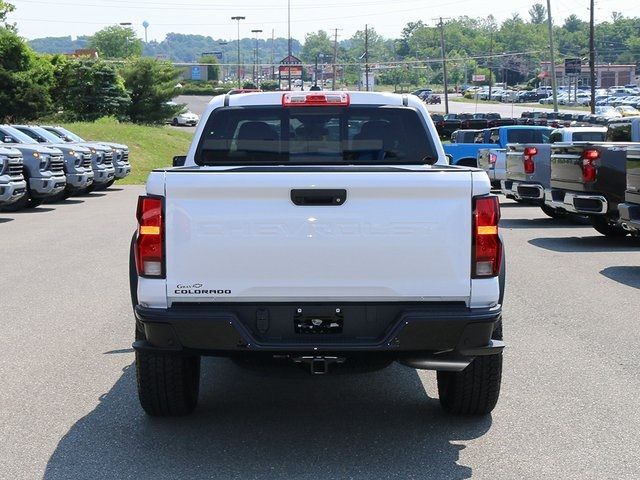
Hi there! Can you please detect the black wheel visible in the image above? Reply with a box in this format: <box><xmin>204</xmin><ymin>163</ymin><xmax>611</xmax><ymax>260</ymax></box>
<box><xmin>172</xmin><ymin>118</ymin><xmax>179</xmax><ymax>126</ymax></box>
<box><xmin>540</xmin><ymin>204</ymin><xmax>565</xmax><ymax>218</ymax></box>
<box><xmin>590</xmin><ymin>216</ymin><xmax>628</xmax><ymax>237</ymax></box>
<box><xmin>136</xmin><ymin>349</ymin><xmax>201</xmax><ymax>417</ymax></box>
<box><xmin>437</xmin><ymin>319</ymin><xmax>503</xmax><ymax>415</ymax></box>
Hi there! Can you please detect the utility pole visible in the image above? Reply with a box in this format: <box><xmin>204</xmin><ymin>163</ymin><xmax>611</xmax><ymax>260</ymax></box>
<box><xmin>488</xmin><ymin>29</ymin><xmax>493</xmax><ymax>103</ymax></box>
<box><xmin>331</xmin><ymin>28</ymin><xmax>341</xmax><ymax>90</ymax></box>
<box><xmin>270</xmin><ymin>29</ymin><xmax>275</xmax><ymax>81</ymax></box>
<box><xmin>231</xmin><ymin>16</ymin><xmax>245</xmax><ymax>88</ymax></box>
<box><xmin>546</xmin><ymin>0</ymin><xmax>559</xmax><ymax>112</ymax></box>
<box><xmin>364</xmin><ymin>24</ymin><xmax>370</xmax><ymax>91</ymax></box>
<box><xmin>437</xmin><ymin>17</ymin><xmax>450</xmax><ymax>114</ymax></box>
<box><xmin>589</xmin><ymin>0</ymin><xmax>596</xmax><ymax>114</ymax></box>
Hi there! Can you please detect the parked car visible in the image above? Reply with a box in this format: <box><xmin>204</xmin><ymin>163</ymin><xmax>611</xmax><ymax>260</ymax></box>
<box><xmin>130</xmin><ymin>91</ymin><xmax>506</xmax><ymax>417</ymax></box>
<box><xmin>0</xmin><ymin>125</ymin><xmax>66</xmax><ymax>209</ymax></box>
<box><xmin>40</xmin><ymin>126</ymin><xmax>122</xmax><ymax>190</ymax></box>
<box><xmin>171</xmin><ymin>110</ymin><xmax>200</xmax><ymax>127</ymax></box>
<box><xmin>501</xmin><ymin>127</ymin><xmax>607</xmax><ymax>217</ymax></box>
<box><xmin>615</xmin><ymin>105</ymin><xmax>640</xmax><ymax>117</ymax></box>
<box><xmin>595</xmin><ymin>106</ymin><xmax>622</xmax><ymax>119</ymax></box>
<box><xmin>544</xmin><ymin>117</ymin><xmax>640</xmax><ymax>236</ymax></box>
<box><xmin>0</xmin><ymin>146</ymin><xmax>27</xmax><ymax>208</ymax></box>
<box><xmin>517</xmin><ymin>91</ymin><xmax>543</xmax><ymax>103</ymax></box>
<box><xmin>424</xmin><ymin>93</ymin><xmax>441</xmax><ymax>104</ymax></box>
<box><xmin>12</xmin><ymin>125</ymin><xmax>94</xmax><ymax>198</ymax></box>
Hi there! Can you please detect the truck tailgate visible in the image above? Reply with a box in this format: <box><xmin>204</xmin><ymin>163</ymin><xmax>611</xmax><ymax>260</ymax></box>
<box><xmin>164</xmin><ymin>170</ymin><xmax>473</xmax><ymax>303</ymax></box>
<box><xmin>550</xmin><ymin>144</ymin><xmax>587</xmax><ymax>189</ymax></box>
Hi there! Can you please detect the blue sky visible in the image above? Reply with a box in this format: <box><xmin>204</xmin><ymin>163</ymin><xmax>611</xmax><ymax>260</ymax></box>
<box><xmin>8</xmin><ymin>0</ymin><xmax>638</xmax><ymax>41</ymax></box>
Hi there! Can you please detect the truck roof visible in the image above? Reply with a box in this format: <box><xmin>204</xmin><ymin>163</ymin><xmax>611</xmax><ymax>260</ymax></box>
<box><xmin>208</xmin><ymin>91</ymin><xmax>411</xmax><ymax>109</ymax></box>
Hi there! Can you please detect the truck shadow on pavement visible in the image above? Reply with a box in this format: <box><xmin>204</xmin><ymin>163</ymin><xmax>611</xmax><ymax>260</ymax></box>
<box><xmin>0</xmin><ymin>217</ymin><xmax>14</xmax><ymax>223</ymax></box>
<box><xmin>600</xmin><ymin>266</ymin><xmax>640</xmax><ymax>289</ymax></box>
<box><xmin>528</xmin><ymin>235</ymin><xmax>639</xmax><ymax>253</ymax></box>
<box><xmin>44</xmin><ymin>359</ymin><xmax>492</xmax><ymax>480</ymax></box>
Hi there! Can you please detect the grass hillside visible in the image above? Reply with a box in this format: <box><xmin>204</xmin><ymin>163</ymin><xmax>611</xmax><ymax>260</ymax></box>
<box><xmin>60</xmin><ymin>118</ymin><xmax>194</xmax><ymax>184</ymax></box>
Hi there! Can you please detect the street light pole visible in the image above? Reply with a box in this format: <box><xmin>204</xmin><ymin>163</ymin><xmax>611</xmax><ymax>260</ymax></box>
<box><xmin>251</xmin><ymin>29</ymin><xmax>263</xmax><ymax>85</ymax></box>
<box><xmin>231</xmin><ymin>16</ymin><xmax>245</xmax><ymax>88</ymax></box>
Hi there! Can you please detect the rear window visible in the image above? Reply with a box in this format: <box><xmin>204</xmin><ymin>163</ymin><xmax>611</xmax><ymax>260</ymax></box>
<box><xmin>195</xmin><ymin>106</ymin><xmax>437</xmax><ymax>165</ymax></box>
<box><xmin>606</xmin><ymin>123</ymin><xmax>632</xmax><ymax>142</ymax></box>
<box><xmin>506</xmin><ymin>129</ymin><xmax>551</xmax><ymax>144</ymax></box>
<box><xmin>572</xmin><ymin>131</ymin><xmax>606</xmax><ymax>142</ymax></box>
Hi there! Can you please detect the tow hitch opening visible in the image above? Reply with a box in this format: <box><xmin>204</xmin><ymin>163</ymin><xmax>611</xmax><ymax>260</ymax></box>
<box><xmin>292</xmin><ymin>356</ymin><xmax>346</xmax><ymax>375</ymax></box>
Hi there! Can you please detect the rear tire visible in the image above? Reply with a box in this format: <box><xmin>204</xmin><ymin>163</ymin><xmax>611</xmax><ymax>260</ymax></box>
<box><xmin>437</xmin><ymin>320</ymin><xmax>503</xmax><ymax>415</ymax></box>
<box><xmin>590</xmin><ymin>216</ymin><xmax>628</xmax><ymax>237</ymax></box>
<box><xmin>135</xmin><ymin>349</ymin><xmax>201</xmax><ymax>417</ymax></box>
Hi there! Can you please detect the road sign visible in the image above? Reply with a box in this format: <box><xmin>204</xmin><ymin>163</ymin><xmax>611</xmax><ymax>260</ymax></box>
<box><xmin>565</xmin><ymin>58</ymin><xmax>582</xmax><ymax>75</ymax></box>
<box><xmin>472</xmin><ymin>74</ymin><xmax>486</xmax><ymax>82</ymax></box>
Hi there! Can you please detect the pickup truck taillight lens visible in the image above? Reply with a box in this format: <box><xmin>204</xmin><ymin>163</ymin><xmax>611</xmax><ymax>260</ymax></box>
<box><xmin>582</xmin><ymin>149</ymin><xmax>599</xmax><ymax>183</ymax></box>
<box><xmin>473</xmin><ymin>196</ymin><xmax>502</xmax><ymax>278</ymax></box>
<box><xmin>523</xmin><ymin>147</ymin><xmax>537</xmax><ymax>174</ymax></box>
<box><xmin>135</xmin><ymin>196</ymin><xmax>165</xmax><ymax>278</ymax></box>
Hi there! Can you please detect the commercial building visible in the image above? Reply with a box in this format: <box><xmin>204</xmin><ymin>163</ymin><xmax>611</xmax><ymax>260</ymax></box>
<box><xmin>540</xmin><ymin>61</ymin><xmax>637</xmax><ymax>88</ymax></box>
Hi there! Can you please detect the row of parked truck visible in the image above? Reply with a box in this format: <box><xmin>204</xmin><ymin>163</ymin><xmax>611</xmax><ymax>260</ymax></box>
<box><xmin>0</xmin><ymin>125</ymin><xmax>131</xmax><ymax>211</ymax></box>
<box><xmin>444</xmin><ymin>117</ymin><xmax>640</xmax><ymax>237</ymax></box>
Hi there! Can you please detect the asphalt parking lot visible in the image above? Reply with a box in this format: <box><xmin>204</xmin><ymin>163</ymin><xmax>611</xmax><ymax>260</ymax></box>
<box><xmin>1</xmin><ymin>187</ymin><xmax>639</xmax><ymax>479</ymax></box>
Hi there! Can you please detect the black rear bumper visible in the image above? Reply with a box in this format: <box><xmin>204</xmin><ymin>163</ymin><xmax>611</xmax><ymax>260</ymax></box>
<box><xmin>133</xmin><ymin>302</ymin><xmax>504</xmax><ymax>358</ymax></box>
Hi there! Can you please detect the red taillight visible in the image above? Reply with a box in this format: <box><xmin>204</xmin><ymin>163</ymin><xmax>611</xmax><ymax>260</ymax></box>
<box><xmin>582</xmin><ymin>149</ymin><xmax>599</xmax><ymax>183</ymax></box>
<box><xmin>135</xmin><ymin>196</ymin><xmax>164</xmax><ymax>278</ymax></box>
<box><xmin>282</xmin><ymin>92</ymin><xmax>350</xmax><ymax>107</ymax></box>
<box><xmin>489</xmin><ymin>153</ymin><xmax>497</xmax><ymax>164</ymax></box>
<box><xmin>523</xmin><ymin>146</ymin><xmax>537</xmax><ymax>174</ymax></box>
<box><xmin>473</xmin><ymin>196</ymin><xmax>502</xmax><ymax>278</ymax></box>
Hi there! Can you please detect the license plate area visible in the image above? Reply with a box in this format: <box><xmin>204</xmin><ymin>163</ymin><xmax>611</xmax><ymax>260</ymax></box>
<box><xmin>294</xmin><ymin>307</ymin><xmax>343</xmax><ymax>334</ymax></box>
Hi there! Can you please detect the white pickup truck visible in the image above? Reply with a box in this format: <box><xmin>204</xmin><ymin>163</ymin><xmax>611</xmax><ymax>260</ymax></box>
<box><xmin>130</xmin><ymin>91</ymin><xmax>505</xmax><ymax>417</ymax></box>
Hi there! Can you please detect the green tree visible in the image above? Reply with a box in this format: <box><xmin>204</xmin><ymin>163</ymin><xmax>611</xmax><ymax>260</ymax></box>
<box><xmin>0</xmin><ymin>27</ymin><xmax>54</xmax><ymax>121</ymax></box>
<box><xmin>0</xmin><ymin>0</ymin><xmax>15</xmax><ymax>30</ymax></box>
<box><xmin>89</xmin><ymin>26</ymin><xmax>143</xmax><ymax>59</ymax></box>
<box><xmin>198</xmin><ymin>54</ymin><xmax>220</xmax><ymax>82</ymax></box>
<box><xmin>300</xmin><ymin>30</ymin><xmax>333</xmax><ymax>63</ymax></box>
<box><xmin>122</xmin><ymin>57</ymin><xmax>183</xmax><ymax>124</ymax></box>
<box><xmin>51</xmin><ymin>57</ymin><xmax>130</xmax><ymax>121</ymax></box>
<box><xmin>528</xmin><ymin>4</ymin><xmax>547</xmax><ymax>24</ymax></box>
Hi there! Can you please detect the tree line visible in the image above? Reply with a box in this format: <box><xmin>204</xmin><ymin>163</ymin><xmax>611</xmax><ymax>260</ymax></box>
<box><xmin>26</xmin><ymin>5</ymin><xmax>640</xmax><ymax>89</ymax></box>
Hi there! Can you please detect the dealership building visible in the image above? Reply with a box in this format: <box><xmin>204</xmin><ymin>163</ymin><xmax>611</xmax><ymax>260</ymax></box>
<box><xmin>540</xmin><ymin>61</ymin><xmax>637</xmax><ymax>87</ymax></box>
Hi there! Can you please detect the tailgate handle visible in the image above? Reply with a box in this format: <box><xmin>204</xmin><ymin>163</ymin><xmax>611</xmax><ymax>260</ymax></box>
<box><xmin>291</xmin><ymin>189</ymin><xmax>347</xmax><ymax>206</ymax></box>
